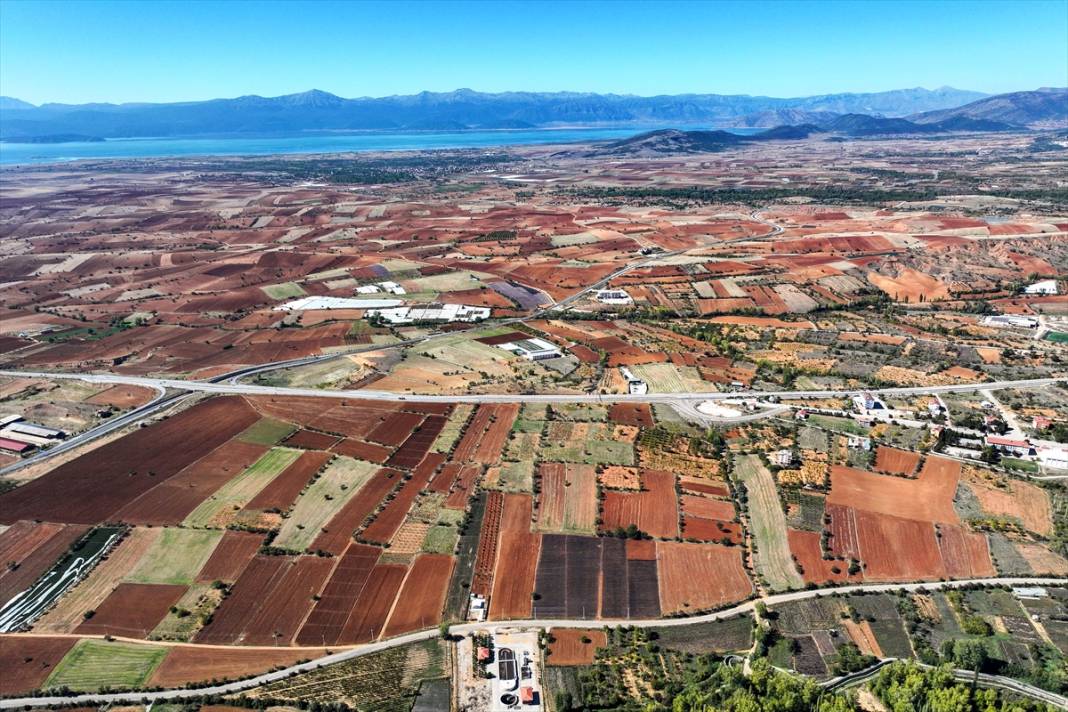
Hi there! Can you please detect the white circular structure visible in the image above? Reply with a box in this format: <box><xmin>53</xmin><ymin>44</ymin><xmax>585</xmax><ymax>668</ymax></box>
<box><xmin>695</xmin><ymin>401</ymin><xmax>742</xmax><ymax>418</ymax></box>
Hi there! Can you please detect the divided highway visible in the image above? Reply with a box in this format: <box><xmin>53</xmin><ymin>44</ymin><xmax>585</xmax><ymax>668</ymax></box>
<box><xmin>0</xmin><ymin>369</ymin><xmax>1057</xmax><ymax>405</ymax></box>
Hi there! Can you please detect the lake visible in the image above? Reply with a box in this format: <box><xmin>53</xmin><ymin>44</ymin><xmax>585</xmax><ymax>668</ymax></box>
<box><xmin>0</xmin><ymin>127</ymin><xmax>763</xmax><ymax>165</ymax></box>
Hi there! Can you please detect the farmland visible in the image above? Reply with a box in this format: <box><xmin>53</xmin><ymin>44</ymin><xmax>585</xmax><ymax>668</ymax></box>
<box><xmin>734</xmin><ymin>455</ymin><xmax>804</xmax><ymax>591</ymax></box>
<box><xmin>0</xmin><ymin>126</ymin><xmax>1066</xmax><ymax>702</ymax></box>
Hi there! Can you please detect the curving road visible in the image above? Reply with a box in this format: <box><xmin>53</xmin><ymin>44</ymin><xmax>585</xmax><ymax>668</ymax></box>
<box><xmin>1</xmin><ymin>577</ymin><xmax>1062</xmax><ymax>709</ymax></box>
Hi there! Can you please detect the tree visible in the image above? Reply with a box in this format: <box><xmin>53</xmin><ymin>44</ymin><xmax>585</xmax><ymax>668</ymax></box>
<box><xmin>952</xmin><ymin>639</ymin><xmax>988</xmax><ymax>689</ymax></box>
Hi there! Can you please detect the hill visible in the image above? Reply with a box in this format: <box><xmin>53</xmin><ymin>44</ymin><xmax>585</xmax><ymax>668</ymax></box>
<box><xmin>911</xmin><ymin>88</ymin><xmax>1068</xmax><ymax>129</ymax></box>
<box><xmin>0</xmin><ymin>86</ymin><xmax>987</xmax><ymax>140</ymax></box>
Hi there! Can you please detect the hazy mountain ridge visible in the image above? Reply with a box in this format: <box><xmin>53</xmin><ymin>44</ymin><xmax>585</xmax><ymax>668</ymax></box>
<box><xmin>0</xmin><ymin>86</ymin><xmax>989</xmax><ymax>139</ymax></box>
<box><xmin>910</xmin><ymin>88</ymin><xmax>1068</xmax><ymax>128</ymax></box>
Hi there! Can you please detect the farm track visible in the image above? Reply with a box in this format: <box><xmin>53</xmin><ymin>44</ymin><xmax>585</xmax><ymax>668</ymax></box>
<box><xmin>1</xmin><ymin>576</ymin><xmax>1063</xmax><ymax>709</ymax></box>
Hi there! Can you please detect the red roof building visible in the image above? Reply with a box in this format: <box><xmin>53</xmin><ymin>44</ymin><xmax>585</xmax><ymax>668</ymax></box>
<box><xmin>520</xmin><ymin>686</ymin><xmax>535</xmax><ymax>704</ymax></box>
<box><xmin>0</xmin><ymin>437</ymin><xmax>33</xmax><ymax>453</ymax></box>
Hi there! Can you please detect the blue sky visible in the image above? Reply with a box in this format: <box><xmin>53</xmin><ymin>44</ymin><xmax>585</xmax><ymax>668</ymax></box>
<box><xmin>1</xmin><ymin>0</ymin><xmax>1065</xmax><ymax>104</ymax></box>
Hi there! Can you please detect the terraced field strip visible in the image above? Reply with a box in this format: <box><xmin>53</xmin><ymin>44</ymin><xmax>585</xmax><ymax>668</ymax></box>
<box><xmin>734</xmin><ymin>455</ymin><xmax>803</xmax><ymax>591</ymax></box>
<box><xmin>183</xmin><ymin>447</ymin><xmax>303</xmax><ymax>528</ymax></box>
<box><xmin>44</xmin><ymin>639</ymin><xmax>168</xmax><ymax>692</ymax></box>
<box><xmin>126</xmin><ymin>528</ymin><xmax>223</xmax><ymax>585</ymax></box>
<box><xmin>273</xmin><ymin>456</ymin><xmax>379</xmax><ymax>552</ymax></box>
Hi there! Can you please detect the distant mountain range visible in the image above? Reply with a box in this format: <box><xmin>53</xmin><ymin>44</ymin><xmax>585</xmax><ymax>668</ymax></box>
<box><xmin>590</xmin><ymin>110</ymin><xmax>1026</xmax><ymax>156</ymax></box>
<box><xmin>910</xmin><ymin>87</ymin><xmax>1068</xmax><ymax>129</ymax></box>
<box><xmin>0</xmin><ymin>86</ymin><xmax>992</xmax><ymax>140</ymax></box>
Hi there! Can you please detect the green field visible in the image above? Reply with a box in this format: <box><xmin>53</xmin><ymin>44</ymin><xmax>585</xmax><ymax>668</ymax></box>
<box><xmin>1002</xmin><ymin>457</ymin><xmax>1039</xmax><ymax>473</ymax></box>
<box><xmin>505</xmin><ymin>431</ymin><xmax>541</xmax><ymax>461</ymax></box>
<box><xmin>422</xmin><ymin>524</ymin><xmax>459</xmax><ymax>554</ymax></box>
<box><xmin>236</xmin><ymin>417</ymin><xmax>298</xmax><ymax>445</ymax></box>
<box><xmin>539</xmin><ymin>437</ymin><xmax>634</xmax><ymax>466</ymax></box>
<box><xmin>127</xmin><ymin>528</ymin><xmax>223</xmax><ymax>584</ymax></box>
<box><xmin>45</xmin><ymin>640</ymin><xmax>168</xmax><ymax>691</ymax></box>
<box><xmin>273</xmin><ymin>456</ymin><xmax>378</xmax><ymax>551</ymax></box>
<box><xmin>431</xmin><ymin>404</ymin><xmax>473</xmax><ymax>454</ymax></box>
<box><xmin>808</xmin><ymin>414</ymin><xmax>870</xmax><ymax>436</ymax></box>
<box><xmin>184</xmin><ymin>447</ymin><xmax>303</xmax><ymax>528</ymax></box>
<box><xmin>797</xmin><ymin>426</ymin><xmax>830</xmax><ymax>452</ymax></box>
<box><xmin>492</xmin><ymin>460</ymin><xmax>535</xmax><ymax>493</ymax></box>
<box><xmin>630</xmin><ymin>363</ymin><xmax>713</xmax><ymax>393</ymax></box>
<box><xmin>403</xmin><ymin>270</ymin><xmax>487</xmax><ymax>292</ymax></box>
<box><xmin>151</xmin><ymin>584</ymin><xmax>220</xmax><ymax>641</ymax></box>
<box><xmin>262</xmin><ymin>282</ymin><xmax>307</xmax><ymax>300</ymax></box>
<box><xmin>734</xmin><ymin>455</ymin><xmax>803</xmax><ymax>591</ymax></box>
<box><xmin>550</xmin><ymin>403</ymin><xmax>607</xmax><ymax>422</ymax></box>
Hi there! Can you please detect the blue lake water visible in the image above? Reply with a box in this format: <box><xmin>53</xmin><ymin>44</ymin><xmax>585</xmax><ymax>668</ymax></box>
<box><xmin>0</xmin><ymin>127</ymin><xmax>763</xmax><ymax>165</ymax></box>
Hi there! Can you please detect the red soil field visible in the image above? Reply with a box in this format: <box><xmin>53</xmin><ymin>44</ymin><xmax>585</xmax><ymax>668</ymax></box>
<box><xmin>368</xmin><ymin>412</ymin><xmax>425</xmax><ymax>447</ymax></box>
<box><xmin>240</xmin><ymin>555</ymin><xmax>335</xmax><ymax>645</ymax></box>
<box><xmin>297</xmin><ymin>544</ymin><xmax>380</xmax><ymax>646</ymax></box>
<box><xmin>148</xmin><ymin>646</ymin><xmax>329</xmax><ymax>688</ymax></box>
<box><xmin>339</xmin><ymin>563</ymin><xmax>408</xmax><ymax>643</ymax></box>
<box><xmin>874</xmin><ymin>446</ymin><xmax>921</xmax><ymax>475</ymax></box>
<box><xmin>682</xmin><ymin>516</ymin><xmax>742</xmax><ymax>544</ymax></box>
<box><xmin>825</xmin><ymin>503</ymin><xmax>862</xmax><ymax>561</ymax></box>
<box><xmin>625</xmin><ymin>539</ymin><xmax>657</xmax><ymax>561</ymax></box>
<box><xmin>444</xmin><ymin>463</ymin><xmax>483</xmax><ymax>509</ymax></box>
<box><xmin>84</xmin><ymin>384</ymin><xmax>155</xmax><ymax>408</ymax></box>
<box><xmin>490</xmin><ymin>494</ymin><xmax>541</xmax><ymax>620</ymax></box>
<box><xmin>0</xmin><ymin>521</ymin><xmax>89</xmax><ymax>603</ymax></box>
<box><xmin>852</xmin><ymin>510</ymin><xmax>944</xmax><ymax>582</ymax></box>
<box><xmin>244</xmin><ymin>450</ymin><xmax>331</xmax><ymax>512</ymax></box>
<box><xmin>600</xmin><ymin>469</ymin><xmax>679</xmax><ymax>539</ymax></box>
<box><xmin>548</xmin><ymin>629</ymin><xmax>608</xmax><ymax>665</ymax></box>
<box><xmin>608</xmin><ymin>402</ymin><xmax>654</xmax><ymax>427</ymax></box>
<box><xmin>195</xmin><ymin>530</ymin><xmax>264</xmax><ymax>583</ymax></box>
<box><xmin>382</xmin><ymin>553</ymin><xmax>454</xmax><ymax>637</ymax></box>
<box><xmin>195</xmin><ymin>555</ymin><xmax>290</xmax><ymax>644</ymax></box>
<box><xmin>330</xmin><ymin>438</ymin><xmax>392</xmax><ymax>463</ymax></box>
<box><xmin>75</xmin><ymin>582</ymin><xmax>187</xmax><ymax>638</ymax></box>
<box><xmin>360</xmin><ymin>460</ymin><xmax>439</xmax><ymax>545</ymax></box>
<box><xmin>826</xmin><ymin>458</ymin><xmax>960</xmax><ymax>524</ymax></box>
<box><xmin>471</xmin><ymin>492</ymin><xmax>504</xmax><ymax>597</ymax></box>
<box><xmin>312</xmin><ymin>467</ymin><xmax>404</xmax><ymax>555</ymax></box>
<box><xmin>115</xmin><ymin>440</ymin><xmax>268</xmax><ymax>526</ymax></box>
<box><xmin>0</xmin><ymin>635</ymin><xmax>77</xmax><ymax>695</ymax></box>
<box><xmin>537</xmin><ymin>463</ymin><xmax>598</xmax><ymax>531</ymax></box>
<box><xmin>787</xmin><ymin>529</ymin><xmax>852</xmax><ymax>584</ymax></box>
<box><xmin>936</xmin><ymin>524</ymin><xmax>996</xmax><ymax>579</ymax></box>
<box><xmin>680</xmin><ymin>478</ymin><xmax>730</xmax><ymax>498</ymax></box>
<box><xmin>386</xmin><ymin>415</ymin><xmax>449</xmax><ymax>469</ymax></box>
<box><xmin>680</xmin><ymin>494</ymin><xmax>735</xmax><ymax>521</ymax></box>
<box><xmin>0</xmin><ymin>396</ymin><xmax>258</xmax><ymax>525</ymax></box>
<box><xmin>656</xmin><ymin>541</ymin><xmax>752</xmax><ymax>614</ymax></box>
<box><xmin>283</xmin><ymin>429</ymin><xmax>341</xmax><ymax>451</ymax></box>
<box><xmin>452</xmin><ymin>404</ymin><xmax>520</xmax><ymax>465</ymax></box>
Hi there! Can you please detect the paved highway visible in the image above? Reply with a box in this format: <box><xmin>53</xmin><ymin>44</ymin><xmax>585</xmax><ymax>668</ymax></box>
<box><xmin>0</xmin><ymin>370</ymin><xmax>1057</xmax><ymax>406</ymax></box>
<box><xmin>1</xmin><ymin>577</ymin><xmax>1062</xmax><ymax>709</ymax></box>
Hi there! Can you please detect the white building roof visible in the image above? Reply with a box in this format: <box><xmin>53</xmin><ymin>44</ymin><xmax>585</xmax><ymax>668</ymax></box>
<box><xmin>274</xmin><ymin>297</ymin><xmax>403</xmax><ymax>311</ymax></box>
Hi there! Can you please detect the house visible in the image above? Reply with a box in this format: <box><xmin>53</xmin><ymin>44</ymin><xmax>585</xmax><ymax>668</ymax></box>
<box><xmin>986</xmin><ymin>435</ymin><xmax>1034</xmax><ymax>457</ymax></box>
<box><xmin>772</xmin><ymin>449</ymin><xmax>795</xmax><ymax>467</ymax></box>
<box><xmin>852</xmin><ymin>392</ymin><xmax>886</xmax><ymax>413</ymax></box>
<box><xmin>1033</xmin><ymin>416</ymin><xmax>1052</xmax><ymax>431</ymax></box>
<box><xmin>619</xmin><ymin>366</ymin><xmax>648</xmax><ymax>395</ymax></box>
<box><xmin>520</xmin><ymin>687</ymin><xmax>537</xmax><ymax>705</ymax></box>
<box><xmin>794</xmin><ymin>409</ymin><xmax>809</xmax><ymax>421</ymax></box>
<box><xmin>847</xmin><ymin>436</ymin><xmax>872</xmax><ymax>451</ymax></box>
<box><xmin>596</xmin><ymin>289</ymin><xmax>633</xmax><ymax>306</ymax></box>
